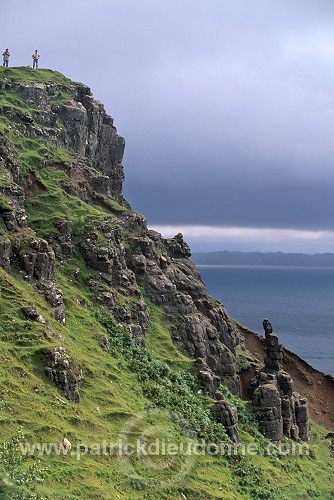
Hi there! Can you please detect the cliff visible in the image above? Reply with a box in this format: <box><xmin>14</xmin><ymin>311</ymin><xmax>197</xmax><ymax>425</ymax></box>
<box><xmin>0</xmin><ymin>67</ymin><xmax>333</xmax><ymax>500</ymax></box>
<box><xmin>0</xmin><ymin>67</ymin><xmax>243</xmax><ymax>396</ymax></box>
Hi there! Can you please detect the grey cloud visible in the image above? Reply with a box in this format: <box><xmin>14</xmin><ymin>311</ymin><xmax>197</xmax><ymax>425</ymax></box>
<box><xmin>4</xmin><ymin>0</ymin><xmax>334</xmax><ymax>246</ymax></box>
<box><xmin>125</xmin><ymin>178</ymin><xmax>334</xmax><ymax>230</ymax></box>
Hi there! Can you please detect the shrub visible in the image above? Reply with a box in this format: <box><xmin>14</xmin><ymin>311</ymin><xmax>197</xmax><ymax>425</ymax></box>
<box><xmin>95</xmin><ymin>307</ymin><xmax>228</xmax><ymax>443</ymax></box>
<box><xmin>0</xmin><ymin>431</ymin><xmax>47</xmax><ymax>499</ymax></box>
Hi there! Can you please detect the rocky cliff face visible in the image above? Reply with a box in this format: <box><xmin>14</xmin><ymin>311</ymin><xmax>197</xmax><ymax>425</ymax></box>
<box><xmin>0</xmin><ymin>69</ymin><xmax>311</xmax><ymax>443</ymax></box>
<box><xmin>0</xmin><ymin>78</ymin><xmax>126</xmax><ymax>204</ymax></box>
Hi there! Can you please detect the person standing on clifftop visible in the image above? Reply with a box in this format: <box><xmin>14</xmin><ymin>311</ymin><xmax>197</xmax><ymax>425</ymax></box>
<box><xmin>32</xmin><ymin>50</ymin><xmax>40</xmax><ymax>69</ymax></box>
<box><xmin>2</xmin><ymin>49</ymin><xmax>10</xmax><ymax>67</ymax></box>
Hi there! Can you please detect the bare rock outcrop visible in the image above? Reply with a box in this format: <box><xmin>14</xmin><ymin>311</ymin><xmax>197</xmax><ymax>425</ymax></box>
<box><xmin>20</xmin><ymin>238</ymin><xmax>55</xmax><ymax>282</ymax></box>
<box><xmin>1</xmin><ymin>80</ymin><xmax>128</xmax><ymax>205</ymax></box>
<box><xmin>0</xmin><ymin>233</ymin><xmax>11</xmax><ymax>273</ymax></box>
<box><xmin>38</xmin><ymin>282</ymin><xmax>66</xmax><ymax>325</ymax></box>
<box><xmin>23</xmin><ymin>305</ymin><xmax>46</xmax><ymax>324</ymax></box>
<box><xmin>211</xmin><ymin>390</ymin><xmax>239</xmax><ymax>442</ymax></box>
<box><xmin>0</xmin><ymin>146</ymin><xmax>66</xmax><ymax>323</ymax></box>
<box><xmin>76</xmin><ymin>214</ymin><xmax>243</xmax><ymax>395</ymax></box>
<box><xmin>54</xmin><ymin>220</ymin><xmax>75</xmax><ymax>255</ymax></box>
<box><xmin>326</xmin><ymin>433</ymin><xmax>334</xmax><ymax>459</ymax></box>
<box><xmin>101</xmin><ymin>335</ymin><xmax>111</xmax><ymax>352</ymax></box>
<box><xmin>125</xmin><ymin>228</ymin><xmax>243</xmax><ymax>395</ymax></box>
<box><xmin>44</xmin><ymin>347</ymin><xmax>83</xmax><ymax>403</ymax></box>
<box><xmin>0</xmin><ymin>183</ymin><xmax>27</xmax><ymax>231</ymax></box>
<box><xmin>250</xmin><ymin>319</ymin><xmax>311</xmax><ymax>442</ymax></box>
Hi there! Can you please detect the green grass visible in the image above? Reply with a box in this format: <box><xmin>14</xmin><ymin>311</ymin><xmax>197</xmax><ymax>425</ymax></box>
<box><xmin>0</xmin><ymin>193</ymin><xmax>12</xmax><ymax>210</ymax></box>
<box><xmin>1</xmin><ymin>66</ymin><xmax>334</xmax><ymax>499</ymax></box>
<box><xmin>235</xmin><ymin>348</ymin><xmax>260</xmax><ymax>372</ymax></box>
<box><xmin>24</xmin><ymin>164</ymin><xmax>120</xmax><ymax>239</ymax></box>
<box><xmin>145</xmin><ymin>296</ymin><xmax>195</xmax><ymax>371</ymax></box>
<box><xmin>0</xmin><ymin>67</ymin><xmax>82</xmax><ymax>86</ymax></box>
<box><xmin>1</xmin><ymin>265</ymin><xmax>334</xmax><ymax>499</ymax></box>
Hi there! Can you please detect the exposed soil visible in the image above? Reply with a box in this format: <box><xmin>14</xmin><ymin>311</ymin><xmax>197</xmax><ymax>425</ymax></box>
<box><xmin>237</xmin><ymin>324</ymin><xmax>334</xmax><ymax>431</ymax></box>
<box><xmin>23</xmin><ymin>170</ymin><xmax>47</xmax><ymax>193</ymax></box>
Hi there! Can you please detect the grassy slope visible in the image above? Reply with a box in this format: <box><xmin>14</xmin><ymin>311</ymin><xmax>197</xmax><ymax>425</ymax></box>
<box><xmin>1</xmin><ymin>264</ymin><xmax>334</xmax><ymax>500</ymax></box>
<box><xmin>0</xmin><ymin>67</ymin><xmax>334</xmax><ymax>499</ymax></box>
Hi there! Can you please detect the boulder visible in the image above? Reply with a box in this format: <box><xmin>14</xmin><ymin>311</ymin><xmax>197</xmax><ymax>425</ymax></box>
<box><xmin>45</xmin><ymin>347</ymin><xmax>83</xmax><ymax>403</ymax></box>
<box><xmin>211</xmin><ymin>391</ymin><xmax>239</xmax><ymax>442</ymax></box>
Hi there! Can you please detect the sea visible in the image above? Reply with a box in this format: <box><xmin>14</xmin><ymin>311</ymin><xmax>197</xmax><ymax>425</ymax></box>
<box><xmin>197</xmin><ymin>265</ymin><xmax>334</xmax><ymax>376</ymax></box>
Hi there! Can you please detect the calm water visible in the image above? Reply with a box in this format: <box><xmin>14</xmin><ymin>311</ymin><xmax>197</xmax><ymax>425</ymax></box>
<box><xmin>197</xmin><ymin>265</ymin><xmax>334</xmax><ymax>376</ymax></box>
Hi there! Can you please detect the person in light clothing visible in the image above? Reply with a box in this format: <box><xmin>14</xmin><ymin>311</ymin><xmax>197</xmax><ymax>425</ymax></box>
<box><xmin>32</xmin><ymin>50</ymin><xmax>40</xmax><ymax>69</ymax></box>
<box><xmin>2</xmin><ymin>49</ymin><xmax>10</xmax><ymax>67</ymax></box>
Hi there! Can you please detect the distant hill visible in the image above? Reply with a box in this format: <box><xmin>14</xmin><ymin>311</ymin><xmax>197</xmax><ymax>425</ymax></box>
<box><xmin>192</xmin><ymin>250</ymin><xmax>334</xmax><ymax>267</ymax></box>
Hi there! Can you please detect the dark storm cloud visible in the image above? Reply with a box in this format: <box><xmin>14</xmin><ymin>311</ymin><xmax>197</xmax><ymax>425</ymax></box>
<box><xmin>125</xmin><ymin>178</ymin><xmax>334</xmax><ymax>230</ymax></box>
<box><xmin>3</xmin><ymin>0</ymin><xmax>334</xmax><ymax>250</ymax></box>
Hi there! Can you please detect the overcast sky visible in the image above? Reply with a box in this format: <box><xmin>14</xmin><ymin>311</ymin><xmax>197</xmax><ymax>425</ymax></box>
<box><xmin>3</xmin><ymin>0</ymin><xmax>334</xmax><ymax>252</ymax></box>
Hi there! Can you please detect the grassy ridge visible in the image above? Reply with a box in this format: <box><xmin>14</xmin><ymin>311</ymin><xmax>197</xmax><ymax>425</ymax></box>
<box><xmin>0</xmin><ymin>67</ymin><xmax>81</xmax><ymax>86</ymax></box>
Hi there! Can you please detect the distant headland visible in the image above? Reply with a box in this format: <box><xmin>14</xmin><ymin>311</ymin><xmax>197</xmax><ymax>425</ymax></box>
<box><xmin>192</xmin><ymin>250</ymin><xmax>334</xmax><ymax>267</ymax></box>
